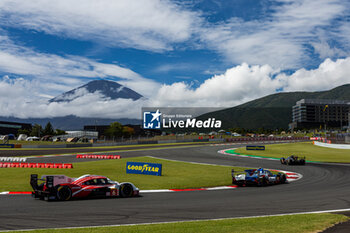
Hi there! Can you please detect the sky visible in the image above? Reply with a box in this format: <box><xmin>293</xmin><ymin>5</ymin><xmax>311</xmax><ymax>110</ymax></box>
<box><xmin>0</xmin><ymin>0</ymin><xmax>350</xmax><ymax>119</ymax></box>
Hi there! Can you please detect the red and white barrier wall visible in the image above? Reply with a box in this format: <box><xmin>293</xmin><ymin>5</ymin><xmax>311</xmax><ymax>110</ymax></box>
<box><xmin>0</xmin><ymin>162</ymin><xmax>73</xmax><ymax>168</ymax></box>
<box><xmin>76</xmin><ymin>154</ymin><xmax>121</xmax><ymax>159</ymax></box>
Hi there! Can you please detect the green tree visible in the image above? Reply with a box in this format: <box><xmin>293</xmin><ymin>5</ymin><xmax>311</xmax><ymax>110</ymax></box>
<box><xmin>122</xmin><ymin>126</ymin><xmax>135</xmax><ymax>137</ymax></box>
<box><xmin>17</xmin><ymin>129</ymin><xmax>31</xmax><ymax>137</ymax></box>
<box><xmin>43</xmin><ymin>122</ymin><xmax>55</xmax><ymax>135</ymax></box>
<box><xmin>105</xmin><ymin>122</ymin><xmax>123</xmax><ymax>139</ymax></box>
<box><xmin>55</xmin><ymin>129</ymin><xmax>66</xmax><ymax>136</ymax></box>
<box><xmin>229</xmin><ymin>127</ymin><xmax>247</xmax><ymax>135</ymax></box>
<box><xmin>30</xmin><ymin>124</ymin><xmax>43</xmax><ymax>137</ymax></box>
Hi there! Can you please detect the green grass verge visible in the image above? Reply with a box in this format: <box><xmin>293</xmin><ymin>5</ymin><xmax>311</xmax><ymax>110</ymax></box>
<box><xmin>0</xmin><ymin>141</ymin><xmax>213</xmax><ymax>151</ymax></box>
<box><xmin>5</xmin><ymin>213</ymin><xmax>349</xmax><ymax>233</ymax></box>
<box><xmin>0</xmin><ymin>156</ymin><xmax>246</xmax><ymax>191</ymax></box>
<box><xmin>234</xmin><ymin>142</ymin><xmax>350</xmax><ymax>163</ymax></box>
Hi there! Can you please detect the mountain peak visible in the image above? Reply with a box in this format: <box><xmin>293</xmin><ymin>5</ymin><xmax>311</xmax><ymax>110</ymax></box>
<box><xmin>50</xmin><ymin>80</ymin><xmax>143</xmax><ymax>102</ymax></box>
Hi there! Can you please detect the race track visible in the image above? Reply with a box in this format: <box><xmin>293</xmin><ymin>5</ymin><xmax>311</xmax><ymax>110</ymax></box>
<box><xmin>0</xmin><ymin>144</ymin><xmax>349</xmax><ymax>231</ymax></box>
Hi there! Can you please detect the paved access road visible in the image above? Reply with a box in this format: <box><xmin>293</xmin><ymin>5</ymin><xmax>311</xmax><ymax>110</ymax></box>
<box><xmin>0</xmin><ymin>144</ymin><xmax>349</xmax><ymax>231</ymax></box>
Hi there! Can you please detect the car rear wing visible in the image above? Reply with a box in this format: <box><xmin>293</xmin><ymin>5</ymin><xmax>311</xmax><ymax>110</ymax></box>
<box><xmin>231</xmin><ymin>169</ymin><xmax>248</xmax><ymax>177</ymax></box>
<box><xmin>30</xmin><ymin>174</ymin><xmax>54</xmax><ymax>191</ymax></box>
<box><xmin>231</xmin><ymin>169</ymin><xmax>235</xmax><ymax>178</ymax></box>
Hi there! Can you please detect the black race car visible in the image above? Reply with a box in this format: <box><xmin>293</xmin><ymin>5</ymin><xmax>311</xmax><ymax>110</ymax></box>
<box><xmin>280</xmin><ymin>155</ymin><xmax>305</xmax><ymax>165</ymax></box>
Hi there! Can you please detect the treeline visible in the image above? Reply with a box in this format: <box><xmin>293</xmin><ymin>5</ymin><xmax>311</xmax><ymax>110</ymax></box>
<box><xmin>104</xmin><ymin>122</ymin><xmax>135</xmax><ymax>139</ymax></box>
<box><xmin>16</xmin><ymin>121</ymin><xmax>135</xmax><ymax>139</ymax></box>
<box><xmin>228</xmin><ymin>127</ymin><xmax>288</xmax><ymax>135</ymax></box>
<box><xmin>17</xmin><ymin>122</ymin><xmax>66</xmax><ymax>137</ymax></box>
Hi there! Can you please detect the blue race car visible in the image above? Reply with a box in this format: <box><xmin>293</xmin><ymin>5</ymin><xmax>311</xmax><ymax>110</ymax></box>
<box><xmin>231</xmin><ymin>168</ymin><xmax>286</xmax><ymax>186</ymax></box>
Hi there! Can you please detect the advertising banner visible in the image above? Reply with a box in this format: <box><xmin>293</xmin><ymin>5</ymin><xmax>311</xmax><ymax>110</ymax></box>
<box><xmin>126</xmin><ymin>162</ymin><xmax>162</xmax><ymax>176</ymax></box>
<box><xmin>0</xmin><ymin>144</ymin><xmax>15</xmax><ymax>148</ymax></box>
<box><xmin>246</xmin><ymin>145</ymin><xmax>265</xmax><ymax>150</ymax></box>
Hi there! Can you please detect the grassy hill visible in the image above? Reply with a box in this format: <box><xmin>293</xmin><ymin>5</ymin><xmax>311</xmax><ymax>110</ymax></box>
<box><xmin>201</xmin><ymin>84</ymin><xmax>350</xmax><ymax>130</ymax></box>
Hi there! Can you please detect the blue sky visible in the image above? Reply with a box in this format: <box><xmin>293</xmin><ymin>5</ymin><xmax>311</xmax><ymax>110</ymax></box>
<box><xmin>0</xmin><ymin>0</ymin><xmax>349</xmax><ymax>118</ymax></box>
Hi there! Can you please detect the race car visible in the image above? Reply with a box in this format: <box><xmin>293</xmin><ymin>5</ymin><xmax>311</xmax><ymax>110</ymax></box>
<box><xmin>231</xmin><ymin>168</ymin><xmax>286</xmax><ymax>186</ymax></box>
<box><xmin>280</xmin><ymin>155</ymin><xmax>306</xmax><ymax>165</ymax></box>
<box><xmin>30</xmin><ymin>174</ymin><xmax>139</xmax><ymax>201</ymax></box>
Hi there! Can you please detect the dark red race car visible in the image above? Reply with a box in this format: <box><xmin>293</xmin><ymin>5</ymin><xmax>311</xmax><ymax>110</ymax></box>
<box><xmin>31</xmin><ymin>174</ymin><xmax>139</xmax><ymax>201</ymax></box>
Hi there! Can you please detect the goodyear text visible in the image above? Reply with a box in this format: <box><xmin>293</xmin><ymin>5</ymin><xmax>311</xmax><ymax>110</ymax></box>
<box><xmin>126</xmin><ymin>162</ymin><xmax>162</xmax><ymax>176</ymax></box>
<box><xmin>246</xmin><ymin>145</ymin><xmax>265</xmax><ymax>150</ymax></box>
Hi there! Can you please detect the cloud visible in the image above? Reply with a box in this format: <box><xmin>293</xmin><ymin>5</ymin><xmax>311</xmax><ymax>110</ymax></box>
<box><xmin>0</xmin><ymin>34</ymin><xmax>160</xmax><ymax>98</ymax></box>
<box><xmin>0</xmin><ymin>1</ymin><xmax>349</xmax><ymax>120</ymax></box>
<box><xmin>1</xmin><ymin>0</ymin><xmax>349</xmax><ymax>69</ymax></box>
<box><xmin>200</xmin><ymin>0</ymin><xmax>349</xmax><ymax>69</ymax></box>
<box><xmin>1</xmin><ymin>57</ymin><xmax>349</xmax><ymax>119</ymax></box>
<box><xmin>0</xmin><ymin>77</ymin><xmax>145</xmax><ymax>119</ymax></box>
<box><xmin>152</xmin><ymin>63</ymin><xmax>281</xmax><ymax>107</ymax></box>
<box><xmin>311</xmin><ymin>40</ymin><xmax>347</xmax><ymax>59</ymax></box>
<box><xmin>0</xmin><ymin>0</ymin><xmax>198</xmax><ymax>51</ymax></box>
<box><xmin>280</xmin><ymin>57</ymin><xmax>350</xmax><ymax>92</ymax></box>
<box><xmin>153</xmin><ymin>63</ymin><xmax>196</xmax><ymax>73</ymax></box>
<box><xmin>152</xmin><ymin>57</ymin><xmax>350</xmax><ymax>107</ymax></box>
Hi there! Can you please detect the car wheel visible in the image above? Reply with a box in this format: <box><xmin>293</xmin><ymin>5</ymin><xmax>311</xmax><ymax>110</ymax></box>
<box><xmin>280</xmin><ymin>174</ymin><xmax>287</xmax><ymax>184</ymax></box>
<box><xmin>280</xmin><ymin>158</ymin><xmax>285</xmax><ymax>164</ymax></box>
<box><xmin>276</xmin><ymin>175</ymin><xmax>281</xmax><ymax>184</ymax></box>
<box><xmin>257</xmin><ymin>178</ymin><xmax>267</xmax><ymax>187</ymax></box>
<box><xmin>119</xmin><ymin>183</ymin><xmax>133</xmax><ymax>197</ymax></box>
<box><xmin>56</xmin><ymin>186</ymin><xmax>72</xmax><ymax>201</ymax></box>
<box><xmin>263</xmin><ymin>177</ymin><xmax>269</xmax><ymax>186</ymax></box>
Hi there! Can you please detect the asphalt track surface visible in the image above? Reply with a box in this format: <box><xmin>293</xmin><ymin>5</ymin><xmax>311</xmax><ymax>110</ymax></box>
<box><xmin>0</xmin><ymin>143</ymin><xmax>350</xmax><ymax>231</ymax></box>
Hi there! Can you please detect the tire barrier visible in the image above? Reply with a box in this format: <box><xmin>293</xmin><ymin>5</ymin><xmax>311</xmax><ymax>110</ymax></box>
<box><xmin>76</xmin><ymin>154</ymin><xmax>121</xmax><ymax>159</ymax></box>
<box><xmin>0</xmin><ymin>162</ymin><xmax>73</xmax><ymax>169</ymax></box>
<box><xmin>0</xmin><ymin>157</ymin><xmax>27</xmax><ymax>162</ymax></box>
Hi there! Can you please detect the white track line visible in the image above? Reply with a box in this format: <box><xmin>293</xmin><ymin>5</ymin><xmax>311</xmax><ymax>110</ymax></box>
<box><xmin>1</xmin><ymin>208</ymin><xmax>349</xmax><ymax>232</ymax></box>
<box><xmin>140</xmin><ymin>186</ymin><xmax>237</xmax><ymax>193</ymax></box>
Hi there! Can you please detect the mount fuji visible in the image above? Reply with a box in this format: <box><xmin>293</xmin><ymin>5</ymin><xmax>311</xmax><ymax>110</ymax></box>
<box><xmin>50</xmin><ymin>80</ymin><xmax>143</xmax><ymax>103</ymax></box>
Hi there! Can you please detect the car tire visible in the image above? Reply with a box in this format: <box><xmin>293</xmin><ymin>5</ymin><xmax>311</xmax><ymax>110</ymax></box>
<box><xmin>276</xmin><ymin>175</ymin><xmax>281</xmax><ymax>184</ymax></box>
<box><xmin>280</xmin><ymin>174</ymin><xmax>287</xmax><ymax>184</ymax></box>
<box><xmin>257</xmin><ymin>177</ymin><xmax>267</xmax><ymax>187</ymax></box>
<box><xmin>119</xmin><ymin>183</ymin><xmax>133</xmax><ymax>197</ymax></box>
<box><xmin>263</xmin><ymin>177</ymin><xmax>268</xmax><ymax>186</ymax></box>
<box><xmin>280</xmin><ymin>158</ymin><xmax>285</xmax><ymax>164</ymax></box>
<box><xmin>56</xmin><ymin>186</ymin><xmax>72</xmax><ymax>201</ymax></box>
